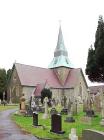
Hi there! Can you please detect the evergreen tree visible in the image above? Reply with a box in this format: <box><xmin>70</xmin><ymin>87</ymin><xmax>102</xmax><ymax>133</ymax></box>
<box><xmin>0</xmin><ymin>69</ymin><xmax>7</xmax><ymax>99</ymax></box>
<box><xmin>86</xmin><ymin>15</ymin><xmax>104</xmax><ymax>82</ymax></box>
<box><xmin>41</xmin><ymin>88</ymin><xmax>52</xmax><ymax>105</ymax></box>
<box><xmin>7</xmin><ymin>69</ymin><xmax>12</xmax><ymax>81</ymax></box>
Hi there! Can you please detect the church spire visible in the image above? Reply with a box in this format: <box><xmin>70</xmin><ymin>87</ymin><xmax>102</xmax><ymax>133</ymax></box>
<box><xmin>48</xmin><ymin>25</ymin><xmax>73</xmax><ymax>68</ymax></box>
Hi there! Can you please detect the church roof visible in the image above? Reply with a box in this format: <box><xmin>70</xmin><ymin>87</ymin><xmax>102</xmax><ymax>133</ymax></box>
<box><xmin>14</xmin><ymin>63</ymin><xmax>83</xmax><ymax>89</ymax></box>
<box><xmin>89</xmin><ymin>85</ymin><xmax>104</xmax><ymax>95</ymax></box>
<box><xmin>48</xmin><ymin>26</ymin><xmax>73</xmax><ymax>68</ymax></box>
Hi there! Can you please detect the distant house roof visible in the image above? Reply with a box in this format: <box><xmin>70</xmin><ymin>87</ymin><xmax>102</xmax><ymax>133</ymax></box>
<box><xmin>14</xmin><ymin>63</ymin><xmax>86</xmax><ymax>89</ymax></box>
<box><xmin>89</xmin><ymin>85</ymin><xmax>104</xmax><ymax>95</ymax></box>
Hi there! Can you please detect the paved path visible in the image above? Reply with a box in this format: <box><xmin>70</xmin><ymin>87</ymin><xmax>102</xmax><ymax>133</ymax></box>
<box><xmin>0</xmin><ymin>109</ymin><xmax>39</xmax><ymax>140</ymax></box>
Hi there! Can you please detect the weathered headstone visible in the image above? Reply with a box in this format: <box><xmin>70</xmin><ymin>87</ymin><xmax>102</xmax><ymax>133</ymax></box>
<box><xmin>82</xmin><ymin>129</ymin><xmax>104</xmax><ymax>140</ymax></box>
<box><xmin>65</xmin><ymin>98</ymin><xmax>75</xmax><ymax>122</ymax></box>
<box><xmin>19</xmin><ymin>94</ymin><xmax>26</xmax><ymax>114</ymax></box>
<box><xmin>50</xmin><ymin>107</ymin><xmax>58</xmax><ymax>115</ymax></box>
<box><xmin>50</xmin><ymin>114</ymin><xmax>65</xmax><ymax>134</ymax></box>
<box><xmin>72</xmin><ymin>99</ymin><xmax>77</xmax><ymax>115</ymax></box>
<box><xmin>100</xmin><ymin>90</ymin><xmax>104</xmax><ymax>126</ymax></box>
<box><xmin>33</xmin><ymin>112</ymin><xmax>41</xmax><ymax>126</ymax></box>
<box><xmin>83</xmin><ymin>99</ymin><xmax>88</xmax><ymax>112</ymax></box>
<box><xmin>85</xmin><ymin>91</ymin><xmax>95</xmax><ymax>117</ymax></box>
<box><xmin>81</xmin><ymin>116</ymin><xmax>92</xmax><ymax>125</ymax></box>
<box><xmin>69</xmin><ymin>128</ymin><xmax>78</xmax><ymax>140</ymax></box>
<box><xmin>61</xmin><ymin>95</ymin><xmax>68</xmax><ymax>115</ymax></box>
<box><xmin>42</xmin><ymin>97</ymin><xmax>49</xmax><ymax>119</ymax></box>
<box><xmin>25</xmin><ymin>105</ymin><xmax>33</xmax><ymax>117</ymax></box>
<box><xmin>94</xmin><ymin>92</ymin><xmax>101</xmax><ymax>113</ymax></box>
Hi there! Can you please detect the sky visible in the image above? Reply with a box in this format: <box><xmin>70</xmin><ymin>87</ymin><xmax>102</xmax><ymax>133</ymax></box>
<box><xmin>0</xmin><ymin>0</ymin><xmax>104</xmax><ymax>86</ymax></box>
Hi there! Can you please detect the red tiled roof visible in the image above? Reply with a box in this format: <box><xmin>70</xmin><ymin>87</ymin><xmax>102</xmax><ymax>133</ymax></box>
<box><xmin>15</xmin><ymin>63</ymin><xmax>84</xmax><ymax>89</ymax></box>
<box><xmin>34</xmin><ymin>83</ymin><xmax>45</xmax><ymax>96</ymax></box>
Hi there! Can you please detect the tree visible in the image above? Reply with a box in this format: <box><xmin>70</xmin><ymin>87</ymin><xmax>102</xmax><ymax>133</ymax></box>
<box><xmin>0</xmin><ymin>69</ymin><xmax>7</xmax><ymax>99</ymax></box>
<box><xmin>41</xmin><ymin>88</ymin><xmax>52</xmax><ymax>105</ymax></box>
<box><xmin>86</xmin><ymin>15</ymin><xmax>104</xmax><ymax>82</ymax></box>
<box><xmin>7</xmin><ymin>69</ymin><xmax>12</xmax><ymax>81</ymax></box>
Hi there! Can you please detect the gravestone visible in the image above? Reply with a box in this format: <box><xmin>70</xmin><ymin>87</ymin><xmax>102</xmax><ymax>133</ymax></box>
<box><xmin>81</xmin><ymin>116</ymin><xmax>92</xmax><ymax>125</ymax></box>
<box><xmin>33</xmin><ymin>112</ymin><xmax>41</xmax><ymax>126</ymax></box>
<box><xmin>25</xmin><ymin>105</ymin><xmax>33</xmax><ymax>117</ymax></box>
<box><xmin>50</xmin><ymin>107</ymin><xmax>58</xmax><ymax>115</ymax></box>
<box><xmin>61</xmin><ymin>95</ymin><xmax>68</xmax><ymax>115</ymax></box>
<box><xmin>85</xmin><ymin>93</ymin><xmax>95</xmax><ymax>117</ymax></box>
<box><xmin>94</xmin><ymin>93</ymin><xmax>101</xmax><ymax>113</ymax></box>
<box><xmin>19</xmin><ymin>94</ymin><xmax>26</xmax><ymax>114</ymax></box>
<box><xmin>83</xmin><ymin>99</ymin><xmax>88</xmax><ymax>112</ymax></box>
<box><xmin>86</xmin><ymin>110</ymin><xmax>95</xmax><ymax>117</ymax></box>
<box><xmin>50</xmin><ymin>114</ymin><xmax>65</xmax><ymax>134</ymax></box>
<box><xmin>65</xmin><ymin>98</ymin><xmax>75</xmax><ymax>122</ymax></box>
<box><xmin>69</xmin><ymin>128</ymin><xmax>78</xmax><ymax>140</ymax></box>
<box><xmin>72</xmin><ymin>99</ymin><xmax>77</xmax><ymax>115</ymax></box>
<box><xmin>42</xmin><ymin>97</ymin><xmax>49</xmax><ymax>119</ymax></box>
<box><xmin>82</xmin><ymin>129</ymin><xmax>104</xmax><ymax>140</ymax></box>
<box><xmin>100</xmin><ymin>91</ymin><xmax>104</xmax><ymax>126</ymax></box>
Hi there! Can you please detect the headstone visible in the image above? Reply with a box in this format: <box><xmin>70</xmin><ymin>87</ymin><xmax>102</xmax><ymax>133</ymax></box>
<box><xmin>50</xmin><ymin>107</ymin><xmax>58</xmax><ymax>115</ymax></box>
<box><xmin>25</xmin><ymin>105</ymin><xmax>33</xmax><ymax>117</ymax></box>
<box><xmin>85</xmin><ymin>93</ymin><xmax>95</xmax><ymax>117</ymax></box>
<box><xmin>100</xmin><ymin>91</ymin><xmax>104</xmax><ymax>126</ymax></box>
<box><xmin>93</xmin><ymin>92</ymin><xmax>101</xmax><ymax>113</ymax></box>
<box><xmin>72</xmin><ymin>99</ymin><xmax>77</xmax><ymax>115</ymax></box>
<box><xmin>50</xmin><ymin>114</ymin><xmax>65</xmax><ymax>134</ymax></box>
<box><xmin>42</xmin><ymin>97</ymin><xmax>49</xmax><ymax>119</ymax></box>
<box><xmin>83</xmin><ymin>99</ymin><xmax>88</xmax><ymax>112</ymax></box>
<box><xmin>20</xmin><ymin>94</ymin><xmax>26</xmax><ymax>114</ymax></box>
<box><xmin>81</xmin><ymin>116</ymin><xmax>92</xmax><ymax>125</ymax></box>
<box><xmin>65</xmin><ymin>98</ymin><xmax>75</xmax><ymax>122</ymax></box>
<box><xmin>60</xmin><ymin>95</ymin><xmax>68</xmax><ymax>115</ymax></box>
<box><xmin>33</xmin><ymin>112</ymin><xmax>39</xmax><ymax>126</ymax></box>
<box><xmin>51</xmin><ymin>98</ymin><xmax>56</xmax><ymax>108</ymax></box>
<box><xmin>86</xmin><ymin>110</ymin><xmax>95</xmax><ymax>117</ymax></box>
<box><xmin>82</xmin><ymin>129</ymin><xmax>104</xmax><ymax>140</ymax></box>
<box><xmin>69</xmin><ymin>128</ymin><xmax>78</xmax><ymax>140</ymax></box>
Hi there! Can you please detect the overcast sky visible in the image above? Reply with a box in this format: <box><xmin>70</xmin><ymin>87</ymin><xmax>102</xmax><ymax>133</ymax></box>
<box><xmin>0</xmin><ymin>0</ymin><xmax>104</xmax><ymax>86</ymax></box>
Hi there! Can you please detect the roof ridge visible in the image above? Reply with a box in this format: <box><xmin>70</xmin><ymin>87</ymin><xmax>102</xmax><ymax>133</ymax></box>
<box><xmin>15</xmin><ymin>63</ymin><xmax>48</xmax><ymax>70</ymax></box>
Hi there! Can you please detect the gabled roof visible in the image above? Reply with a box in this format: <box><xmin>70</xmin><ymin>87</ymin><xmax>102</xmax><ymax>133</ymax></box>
<box><xmin>14</xmin><ymin>63</ymin><xmax>85</xmax><ymax>89</ymax></box>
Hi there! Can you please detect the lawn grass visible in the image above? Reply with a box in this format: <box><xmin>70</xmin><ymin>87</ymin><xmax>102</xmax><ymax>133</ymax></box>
<box><xmin>0</xmin><ymin>104</ymin><xmax>18</xmax><ymax>111</ymax></box>
<box><xmin>12</xmin><ymin>110</ymin><xmax>104</xmax><ymax>140</ymax></box>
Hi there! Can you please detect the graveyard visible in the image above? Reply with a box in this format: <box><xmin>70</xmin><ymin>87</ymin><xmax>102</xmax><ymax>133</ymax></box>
<box><xmin>12</xmin><ymin>105</ymin><xmax>104</xmax><ymax>140</ymax></box>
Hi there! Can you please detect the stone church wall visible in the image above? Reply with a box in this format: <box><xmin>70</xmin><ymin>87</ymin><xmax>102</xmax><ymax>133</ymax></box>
<box><xmin>22</xmin><ymin>86</ymin><xmax>35</xmax><ymax>102</ymax></box>
<box><xmin>7</xmin><ymin>67</ymin><xmax>22</xmax><ymax>103</ymax></box>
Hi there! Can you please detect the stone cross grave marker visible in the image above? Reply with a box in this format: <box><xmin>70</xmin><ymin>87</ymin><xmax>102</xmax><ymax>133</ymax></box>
<box><xmin>19</xmin><ymin>94</ymin><xmax>26</xmax><ymax>114</ymax></box>
<box><xmin>42</xmin><ymin>97</ymin><xmax>49</xmax><ymax>119</ymax></box>
<box><xmin>65</xmin><ymin>98</ymin><xmax>75</xmax><ymax>122</ymax></box>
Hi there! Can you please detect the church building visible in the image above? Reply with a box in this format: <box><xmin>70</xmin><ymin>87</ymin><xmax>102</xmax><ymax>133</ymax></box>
<box><xmin>7</xmin><ymin>26</ymin><xmax>88</xmax><ymax>103</ymax></box>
